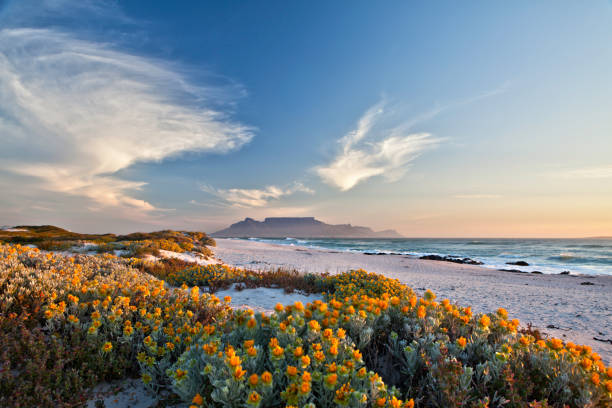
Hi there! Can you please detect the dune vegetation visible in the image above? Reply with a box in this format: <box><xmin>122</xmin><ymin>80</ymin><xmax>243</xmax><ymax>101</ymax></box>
<box><xmin>0</xmin><ymin>234</ymin><xmax>611</xmax><ymax>407</ymax></box>
<box><xmin>0</xmin><ymin>225</ymin><xmax>216</xmax><ymax>259</ymax></box>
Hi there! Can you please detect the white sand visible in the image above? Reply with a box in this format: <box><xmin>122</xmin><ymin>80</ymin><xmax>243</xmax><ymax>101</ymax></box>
<box><xmin>158</xmin><ymin>249</ymin><xmax>221</xmax><ymax>265</ymax></box>
<box><xmin>86</xmin><ymin>378</ymin><xmax>160</xmax><ymax>408</ymax></box>
<box><xmin>213</xmin><ymin>238</ymin><xmax>612</xmax><ymax>364</ymax></box>
<box><xmin>213</xmin><ymin>283</ymin><xmax>324</xmax><ymax>314</ymax></box>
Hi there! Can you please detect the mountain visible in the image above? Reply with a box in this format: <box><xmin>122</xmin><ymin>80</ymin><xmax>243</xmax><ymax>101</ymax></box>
<box><xmin>211</xmin><ymin>217</ymin><xmax>403</xmax><ymax>238</ymax></box>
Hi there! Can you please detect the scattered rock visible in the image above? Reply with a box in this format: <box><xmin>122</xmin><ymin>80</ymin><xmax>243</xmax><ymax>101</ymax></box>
<box><xmin>559</xmin><ymin>271</ymin><xmax>570</xmax><ymax>275</ymax></box>
<box><xmin>499</xmin><ymin>268</ymin><xmax>527</xmax><ymax>273</ymax></box>
<box><xmin>593</xmin><ymin>337</ymin><xmax>612</xmax><ymax>344</ymax></box>
<box><xmin>580</xmin><ymin>281</ymin><xmax>595</xmax><ymax>286</ymax></box>
<box><xmin>531</xmin><ymin>271</ymin><xmax>543</xmax><ymax>274</ymax></box>
<box><xmin>506</xmin><ymin>261</ymin><xmax>529</xmax><ymax>266</ymax></box>
<box><xmin>420</xmin><ymin>255</ymin><xmax>483</xmax><ymax>265</ymax></box>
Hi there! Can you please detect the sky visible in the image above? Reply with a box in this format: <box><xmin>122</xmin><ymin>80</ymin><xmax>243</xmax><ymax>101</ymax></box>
<box><xmin>0</xmin><ymin>0</ymin><xmax>611</xmax><ymax>237</ymax></box>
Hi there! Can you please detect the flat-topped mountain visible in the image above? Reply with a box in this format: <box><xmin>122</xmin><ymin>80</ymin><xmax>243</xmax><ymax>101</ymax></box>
<box><xmin>212</xmin><ymin>217</ymin><xmax>403</xmax><ymax>238</ymax></box>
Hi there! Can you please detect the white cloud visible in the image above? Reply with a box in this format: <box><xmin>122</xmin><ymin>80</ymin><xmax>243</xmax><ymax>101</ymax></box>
<box><xmin>315</xmin><ymin>102</ymin><xmax>440</xmax><ymax>191</ymax></box>
<box><xmin>0</xmin><ymin>27</ymin><xmax>253</xmax><ymax>212</ymax></box>
<box><xmin>201</xmin><ymin>183</ymin><xmax>314</xmax><ymax>208</ymax></box>
<box><xmin>453</xmin><ymin>194</ymin><xmax>502</xmax><ymax>199</ymax></box>
<box><xmin>559</xmin><ymin>166</ymin><xmax>612</xmax><ymax>179</ymax></box>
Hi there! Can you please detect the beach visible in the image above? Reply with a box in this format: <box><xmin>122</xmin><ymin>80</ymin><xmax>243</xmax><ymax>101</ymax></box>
<box><xmin>213</xmin><ymin>238</ymin><xmax>612</xmax><ymax>364</ymax></box>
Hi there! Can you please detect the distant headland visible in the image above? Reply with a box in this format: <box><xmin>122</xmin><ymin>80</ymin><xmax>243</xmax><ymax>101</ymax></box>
<box><xmin>211</xmin><ymin>217</ymin><xmax>403</xmax><ymax>238</ymax></box>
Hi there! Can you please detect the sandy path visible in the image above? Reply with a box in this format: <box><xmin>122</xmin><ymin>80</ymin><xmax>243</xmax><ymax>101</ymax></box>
<box><xmin>213</xmin><ymin>238</ymin><xmax>612</xmax><ymax>364</ymax></box>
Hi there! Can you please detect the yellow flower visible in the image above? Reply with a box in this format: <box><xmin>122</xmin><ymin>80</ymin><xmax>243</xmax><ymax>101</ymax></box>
<box><xmin>308</xmin><ymin>320</ymin><xmax>321</xmax><ymax>331</ymax></box>
<box><xmin>497</xmin><ymin>307</ymin><xmax>508</xmax><ymax>319</ymax></box>
<box><xmin>101</xmin><ymin>342</ymin><xmax>113</xmax><ymax>353</ymax></box>
<box><xmin>175</xmin><ymin>369</ymin><xmax>188</xmax><ymax>380</ymax></box>
<box><xmin>247</xmin><ymin>391</ymin><xmax>261</xmax><ymax>405</ymax></box>
<box><xmin>479</xmin><ymin>315</ymin><xmax>491</xmax><ymax>328</ymax></box>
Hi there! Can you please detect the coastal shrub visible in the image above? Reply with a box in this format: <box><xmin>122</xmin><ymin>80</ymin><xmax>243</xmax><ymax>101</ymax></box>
<box><xmin>143</xmin><ymin>262</ymin><xmax>324</xmax><ymax>294</ymax></box>
<box><xmin>0</xmin><ymin>244</ymin><xmax>230</xmax><ymax>407</ymax></box>
<box><xmin>147</xmin><ymin>268</ymin><xmax>612</xmax><ymax>407</ymax></box>
<box><xmin>0</xmin><ymin>225</ymin><xmax>216</xmax><ymax>260</ymax></box>
<box><xmin>1</xmin><ymin>243</ymin><xmax>611</xmax><ymax>408</ymax></box>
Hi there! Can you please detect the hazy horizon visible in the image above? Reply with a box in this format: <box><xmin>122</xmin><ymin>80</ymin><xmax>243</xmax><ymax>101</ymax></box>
<box><xmin>1</xmin><ymin>0</ymin><xmax>611</xmax><ymax>238</ymax></box>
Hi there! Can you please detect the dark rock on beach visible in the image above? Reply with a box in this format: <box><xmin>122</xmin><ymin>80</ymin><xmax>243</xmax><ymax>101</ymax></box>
<box><xmin>506</xmin><ymin>261</ymin><xmax>530</xmax><ymax>266</ymax></box>
<box><xmin>499</xmin><ymin>268</ymin><xmax>528</xmax><ymax>273</ymax></box>
<box><xmin>420</xmin><ymin>255</ymin><xmax>484</xmax><ymax>265</ymax></box>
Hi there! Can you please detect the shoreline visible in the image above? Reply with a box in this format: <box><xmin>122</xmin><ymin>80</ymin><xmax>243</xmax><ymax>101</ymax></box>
<box><xmin>213</xmin><ymin>238</ymin><xmax>612</xmax><ymax>364</ymax></box>
<box><xmin>222</xmin><ymin>237</ymin><xmax>612</xmax><ymax>276</ymax></box>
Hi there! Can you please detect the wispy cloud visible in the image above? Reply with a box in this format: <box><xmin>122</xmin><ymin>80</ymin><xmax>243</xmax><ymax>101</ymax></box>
<box><xmin>558</xmin><ymin>166</ymin><xmax>612</xmax><ymax>179</ymax></box>
<box><xmin>200</xmin><ymin>183</ymin><xmax>314</xmax><ymax>208</ymax></box>
<box><xmin>0</xmin><ymin>6</ymin><xmax>253</xmax><ymax>214</ymax></box>
<box><xmin>453</xmin><ymin>194</ymin><xmax>502</xmax><ymax>199</ymax></box>
<box><xmin>315</xmin><ymin>102</ymin><xmax>441</xmax><ymax>191</ymax></box>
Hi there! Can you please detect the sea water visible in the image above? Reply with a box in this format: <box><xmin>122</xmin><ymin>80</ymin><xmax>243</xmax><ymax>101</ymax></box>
<box><xmin>240</xmin><ymin>237</ymin><xmax>612</xmax><ymax>276</ymax></box>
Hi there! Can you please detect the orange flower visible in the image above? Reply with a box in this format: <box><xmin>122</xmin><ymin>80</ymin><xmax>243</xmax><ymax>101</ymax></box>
<box><xmin>417</xmin><ymin>305</ymin><xmax>426</xmax><ymax>319</ymax></box>
<box><xmin>309</xmin><ymin>320</ymin><xmax>321</xmax><ymax>331</ymax></box>
<box><xmin>261</xmin><ymin>371</ymin><xmax>273</xmax><ymax>385</ymax></box>
<box><xmin>192</xmin><ymin>393</ymin><xmax>203</xmax><ymax>405</ymax></box>
<box><xmin>286</xmin><ymin>365</ymin><xmax>298</xmax><ymax>377</ymax></box>
<box><xmin>299</xmin><ymin>381</ymin><xmax>311</xmax><ymax>395</ymax></box>
<box><xmin>324</xmin><ymin>373</ymin><xmax>338</xmax><ymax>388</ymax></box>
<box><xmin>457</xmin><ymin>337</ymin><xmax>467</xmax><ymax>348</ymax></box>
<box><xmin>479</xmin><ymin>315</ymin><xmax>491</xmax><ymax>328</ymax></box>
<box><xmin>247</xmin><ymin>391</ymin><xmax>261</xmax><ymax>405</ymax></box>
<box><xmin>248</xmin><ymin>373</ymin><xmax>259</xmax><ymax>386</ymax></box>
<box><xmin>232</xmin><ymin>366</ymin><xmax>246</xmax><ymax>380</ymax></box>
<box><xmin>548</xmin><ymin>338</ymin><xmax>564</xmax><ymax>351</ymax></box>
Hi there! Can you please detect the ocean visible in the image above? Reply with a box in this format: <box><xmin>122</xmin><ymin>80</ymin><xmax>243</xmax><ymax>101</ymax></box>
<box><xmin>240</xmin><ymin>237</ymin><xmax>612</xmax><ymax>276</ymax></box>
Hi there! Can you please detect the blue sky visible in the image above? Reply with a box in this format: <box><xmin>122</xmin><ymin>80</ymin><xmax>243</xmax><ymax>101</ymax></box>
<box><xmin>1</xmin><ymin>0</ymin><xmax>611</xmax><ymax>236</ymax></box>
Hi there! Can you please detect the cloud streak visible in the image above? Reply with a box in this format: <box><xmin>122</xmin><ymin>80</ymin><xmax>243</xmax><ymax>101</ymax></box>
<box><xmin>315</xmin><ymin>102</ymin><xmax>440</xmax><ymax>191</ymax></box>
<box><xmin>201</xmin><ymin>183</ymin><xmax>313</xmax><ymax>208</ymax></box>
<box><xmin>0</xmin><ymin>25</ymin><xmax>253</xmax><ymax>212</ymax></box>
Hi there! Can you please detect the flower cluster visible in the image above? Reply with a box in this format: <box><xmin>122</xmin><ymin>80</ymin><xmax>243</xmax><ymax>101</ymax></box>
<box><xmin>1</xmin><ymin>243</ymin><xmax>611</xmax><ymax>408</ymax></box>
<box><xmin>0</xmin><ymin>243</ymin><xmax>228</xmax><ymax>407</ymax></box>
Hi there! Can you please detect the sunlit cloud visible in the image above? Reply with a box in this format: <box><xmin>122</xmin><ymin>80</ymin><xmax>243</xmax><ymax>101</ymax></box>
<box><xmin>0</xmin><ymin>18</ymin><xmax>253</xmax><ymax>213</ymax></box>
<box><xmin>315</xmin><ymin>102</ymin><xmax>440</xmax><ymax>191</ymax></box>
<box><xmin>200</xmin><ymin>183</ymin><xmax>314</xmax><ymax>208</ymax></box>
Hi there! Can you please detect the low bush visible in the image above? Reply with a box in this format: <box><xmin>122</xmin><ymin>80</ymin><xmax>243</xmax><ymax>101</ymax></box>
<box><xmin>1</xmin><ymin>243</ymin><xmax>610</xmax><ymax>408</ymax></box>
